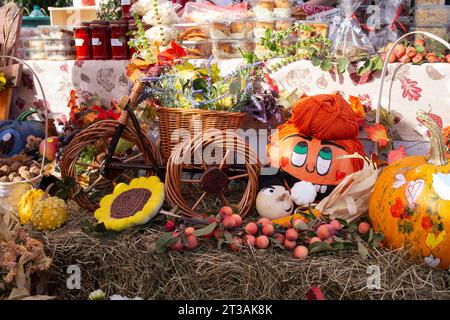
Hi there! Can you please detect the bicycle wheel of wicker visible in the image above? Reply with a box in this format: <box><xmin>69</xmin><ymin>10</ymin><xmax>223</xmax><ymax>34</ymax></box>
<box><xmin>61</xmin><ymin>120</ymin><xmax>163</xmax><ymax>212</ymax></box>
<box><xmin>166</xmin><ymin>129</ymin><xmax>260</xmax><ymax>218</ymax></box>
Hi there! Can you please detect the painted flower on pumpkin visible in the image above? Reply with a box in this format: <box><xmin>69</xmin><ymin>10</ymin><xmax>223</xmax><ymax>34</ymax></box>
<box><xmin>94</xmin><ymin>176</ymin><xmax>164</xmax><ymax>232</ymax></box>
<box><xmin>390</xmin><ymin>197</ymin><xmax>405</xmax><ymax>218</ymax></box>
<box><xmin>421</xmin><ymin>216</ymin><xmax>433</xmax><ymax>231</ymax></box>
<box><xmin>365</xmin><ymin>124</ymin><xmax>390</xmax><ymax>147</ymax></box>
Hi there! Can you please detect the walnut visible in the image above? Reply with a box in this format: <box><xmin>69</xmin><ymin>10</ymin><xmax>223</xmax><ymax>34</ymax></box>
<box><xmin>8</xmin><ymin>172</ymin><xmax>18</xmax><ymax>181</ymax></box>
<box><xmin>0</xmin><ymin>164</ymin><xmax>10</xmax><ymax>176</ymax></box>
<box><xmin>0</xmin><ymin>176</ymin><xmax>9</xmax><ymax>183</ymax></box>
<box><xmin>19</xmin><ymin>171</ymin><xmax>31</xmax><ymax>180</ymax></box>
<box><xmin>13</xmin><ymin>176</ymin><xmax>24</xmax><ymax>183</ymax></box>
<box><xmin>29</xmin><ymin>166</ymin><xmax>40</xmax><ymax>175</ymax></box>
<box><xmin>0</xmin><ymin>165</ymin><xmax>9</xmax><ymax>176</ymax></box>
<box><xmin>10</xmin><ymin>162</ymin><xmax>21</xmax><ymax>172</ymax></box>
<box><xmin>18</xmin><ymin>166</ymin><xmax>29</xmax><ymax>174</ymax></box>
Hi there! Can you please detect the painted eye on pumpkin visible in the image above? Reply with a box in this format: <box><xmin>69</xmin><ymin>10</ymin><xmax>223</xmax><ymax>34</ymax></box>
<box><xmin>316</xmin><ymin>147</ymin><xmax>332</xmax><ymax>176</ymax></box>
<box><xmin>291</xmin><ymin>141</ymin><xmax>308</xmax><ymax>167</ymax></box>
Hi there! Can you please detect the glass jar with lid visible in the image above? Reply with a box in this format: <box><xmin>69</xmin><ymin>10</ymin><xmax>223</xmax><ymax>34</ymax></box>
<box><xmin>110</xmin><ymin>20</ymin><xmax>129</xmax><ymax>59</ymax></box>
<box><xmin>74</xmin><ymin>22</ymin><xmax>92</xmax><ymax>60</ymax></box>
<box><xmin>90</xmin><ymin>20</ymin><xmax>112</xmax><ymax>60</ymax></box>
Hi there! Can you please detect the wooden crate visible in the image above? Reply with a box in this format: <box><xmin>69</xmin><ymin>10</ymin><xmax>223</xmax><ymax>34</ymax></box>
<box><xmin>0</xmin><ymin>64</ymin><xmax>23</xmax><ymax>120</ymax></box>
<box><xmin>48</xmin><ymin>6</ymin><xmax>97</xmax><ymax>26</ymax></box>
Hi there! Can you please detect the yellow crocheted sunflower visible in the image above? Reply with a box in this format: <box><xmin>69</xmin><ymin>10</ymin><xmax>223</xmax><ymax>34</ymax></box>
<box><xmin>94</xmin><ymin>176</ymin><xmax>164</xmax><ymax>231</ymax></box>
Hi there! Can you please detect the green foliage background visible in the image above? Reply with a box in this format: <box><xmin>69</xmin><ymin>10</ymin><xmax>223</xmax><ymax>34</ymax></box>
<box><xmin>8</xmin><ymin>0</ymin><xmax>73</xmax><ymax>14</ymax></box>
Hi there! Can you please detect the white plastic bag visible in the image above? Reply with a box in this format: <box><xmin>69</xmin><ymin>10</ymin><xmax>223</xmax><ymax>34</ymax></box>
<box><xmin>332</xmin><ymin>0</ymin><xmax>374</xmax><ymax>59</ymax></box>
<box><xmin>368</xmin><ymin>0</ymin><xmax>406</xmax><ymax>50</ymax></box>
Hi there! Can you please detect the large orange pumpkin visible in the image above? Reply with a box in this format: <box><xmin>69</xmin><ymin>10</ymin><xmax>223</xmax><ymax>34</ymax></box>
<box><xmin>369</xmin><ymin>111</ymin><xmax>450</xmax><ymax>269</ymax></box>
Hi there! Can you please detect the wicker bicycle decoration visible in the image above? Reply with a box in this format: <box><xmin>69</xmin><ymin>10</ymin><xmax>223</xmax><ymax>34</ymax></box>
<box><xmin>61</xmin><ymin>75</ymin><xmax>261</xmax><ymax>217</ymax></box>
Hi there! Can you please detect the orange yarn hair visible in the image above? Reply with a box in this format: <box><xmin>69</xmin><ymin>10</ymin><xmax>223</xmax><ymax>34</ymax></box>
<box><xmin>275</xmin><ymin>93</ymin><xmax>365</xmax><ymax>171</ymax></box>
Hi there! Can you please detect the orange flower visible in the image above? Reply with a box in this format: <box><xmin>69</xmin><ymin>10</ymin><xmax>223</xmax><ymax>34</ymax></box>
<box><xmin>349</xmin><ymin>95</ymin><xmax>366</xmax><ymax>120</ymax></box>
<box><xmin>421</xmin><ymin>216</ymin><xmax>433</xmax><ymax>230</ymax></box>
<box><xmin>390</xmin><ymin>197</ymin><xmax>404</xmax><ymax>218</ymax></box>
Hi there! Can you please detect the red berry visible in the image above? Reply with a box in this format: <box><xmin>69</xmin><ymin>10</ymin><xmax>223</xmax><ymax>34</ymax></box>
<box><xmin>262</xmin><ymin>224</ymin><xmax>275</xmax><ymax>236</ymax></box>
<box><xmin>243</xmin><ymin>234</ymin><xmax>256</xmax><ymax>246</ymax></box>
<box><xmin>358</xmin><ymin>222</ymin><xmax>371</xmax><ymax>235</ymax></box>
<box><xmin>244</xmin><ymin>222</ymin><xmax>258</xmax><ymax>235</ymax></box>
<box><xmin>394</xmin><ymin>44</ymin><xmax>406</xmax><ymax>58</ymax></box>
<box><xmin>330</xmin><ymin>219</ymin><xmax>342</xmax><ymax>231</ymax></box>
<box><xmin>229</xmin><ymin>237</ymin><xmax>242</xmax><ymax>252</ymax></box>
<box><xmin>406</xmin><ymin>47</ymin><xmax>417</xmax><ymax>58</ymax></box>
<box><xmin>219</xmin><ymin>206</ymin><xmax>233</xmax><ymax>216</ymax></box>
<box><xmin>255</xmin><ymin>235</ymin><xmax>270</xmax><ymax>249</ymax></box>
<box><xmin>283</xmin><ymin>239</ymin><xmax>297</xmax><ymax>250</ymax></box>
<box><xmin>414</xmin><ymin>39</ymin><xmax>425</xmax><ymax>47</ymax></box>
<box><xmin>231</xmin><ymin>214</ymin><xmax>243</xmax><ymax>228</ymax></box>
<box><xmin>309</xmin><ymin>237</ymin><xmax>321</xmax><ymax>244</ymax></box>
<box><xmin>164</xmin><ymin>220</ymin><xmax>176</xmax><ymax>232</ymax></box>
<box><xmin>222</xmin><ymin>216</ymin><xmax>236</xmax><ymax>229</ymax></box>
<box><xmin>293</xmin><ymin>246</ymin><xmax>309</xmax><ymax>259</ymax></box>
<box><xmin>317</xmin><ymin>224</ymin><xmax>331</xmax><ymax>240</ymax></box>
<box><xmin>186</xmin><ymin>235</ymin><xmax>199</xmax><ymax>250</ymax></box>
<box><xmin>285</xmin><ymin>228</ymin><xmax>298</xmax><ymax>241</ymax></box>
<box><xmin>184</xmin><ymin>226</ymin><xmax>195</xmax><ymax>236</ymax></box>
<box><xmin>169</xmin><ymin>232</ymin><xmax>183</xmax><ymax>251</ymax></box>
<box><xmin>273</xmin><ymin>233</ymin><xmax>285</xmax><ymax>243</ymax></box>
<box><xmin>257</xmin><ymin>217</ymin><xmax>272</xmax><ymax>226</ymax></box>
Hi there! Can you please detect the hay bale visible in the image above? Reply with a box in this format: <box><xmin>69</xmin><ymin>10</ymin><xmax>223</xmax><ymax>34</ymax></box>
<box><xmin>38</xmin><ymin>210</ymin><xmax>450</xmax><ymax>300</ymax></box>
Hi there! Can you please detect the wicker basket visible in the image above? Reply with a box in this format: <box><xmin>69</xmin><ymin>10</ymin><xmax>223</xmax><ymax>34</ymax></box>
<box><xmin>156</xmin><ymin>107</ymin><xmax>245</xmax><ymax>162</ymax></box>
<box><xmin>0</xmin><ymin>56</ymin><xmax>48</xmax><ymax>213</ymax></box>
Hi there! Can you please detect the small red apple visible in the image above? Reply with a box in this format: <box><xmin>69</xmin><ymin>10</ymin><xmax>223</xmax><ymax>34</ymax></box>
<box><xmin>39</xmin><ymin>136</ymin><xmax>59</xmax><ymax>161</ymax></box>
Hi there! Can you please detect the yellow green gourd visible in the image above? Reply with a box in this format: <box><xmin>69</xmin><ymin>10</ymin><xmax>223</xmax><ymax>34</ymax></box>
<box><xmin>18</xmin><ymin>184</ymin><xmax>68</xmax><ymax>231</ymax></box>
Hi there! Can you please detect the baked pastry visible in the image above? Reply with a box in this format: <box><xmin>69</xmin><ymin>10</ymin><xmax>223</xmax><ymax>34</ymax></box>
<box><xmin>255</xmin><ymin>21</ymin><xmax>274</xmax><ymax>29</ymax></box>
<box><xmin>254</xmin><ymin>0</ymin><xmax>275</xmax><ymax>18</ymax></box>
<box><xmin>230</xmin><ymin>21</ymin><xmax>246</xmax><ymax>34</ymax></box>
<box><xmin>274</xmin><ymin>0</ymin><xmax>291</xmax><ymax>9</ymax></box>
<box><xmin>258</xmin><ymin>1</ymin><xmax>275</xmax><ymax>10</ymax></box>
<box><xmin>218</xmin><ymin>42</ymin><xmax>233</xmax><ymax>54</ymax></box>
<box><xmin>211</xmin><ymin>22</ymin><xmax>230</xmax><ymax>39</ymax></box>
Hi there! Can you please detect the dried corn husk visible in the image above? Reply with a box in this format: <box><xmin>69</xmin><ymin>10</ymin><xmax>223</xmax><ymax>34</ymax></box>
<box><xmin>316</xmin><ymin>153</ymin><xmax>380</xmax><ymax>222</ymax></box>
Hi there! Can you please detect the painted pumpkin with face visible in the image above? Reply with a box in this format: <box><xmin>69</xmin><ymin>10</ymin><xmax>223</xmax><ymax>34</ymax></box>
<box><xmin>270</xmin><ymin>134</ymin><xmax>356</xmax><ymax>199</ymax></box>
<box><xmin>268</xmin><ymin>94</ymin><xmax>365</xmax><ymax>202</ymax></box>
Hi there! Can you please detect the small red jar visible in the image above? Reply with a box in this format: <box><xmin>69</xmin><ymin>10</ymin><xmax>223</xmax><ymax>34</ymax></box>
<box><xmin>121</xmin><ymin>0</ymin><xmax>132</xmax><ymax>20</ymax></box>
<box><xmin>74</xmin><ymin>22</ymin><xmax>92</xmax><ymax>60</ymax></box>
<box><xmin>90</xmin><ymin>20</ymin><xmax>111</xmax><ymax>60</ymax></box>
<box><xmin>110</xmin><ymin>20</ymin><xmax>129</xmax><ymax>60</ymax></box>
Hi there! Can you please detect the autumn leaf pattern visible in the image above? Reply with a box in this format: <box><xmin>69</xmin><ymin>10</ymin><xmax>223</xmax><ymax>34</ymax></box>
<box><xmin>400</xmin><ymin>77</ymin><xmax>422</xmax><ymax>101</ymax></box>
<box><xmin>21</xmin><ymin>72</ymin><xmax>34</xmax><ymax>90</ymax></box>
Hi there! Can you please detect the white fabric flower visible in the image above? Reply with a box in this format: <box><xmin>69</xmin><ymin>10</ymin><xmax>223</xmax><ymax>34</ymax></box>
<box><xmin>142</xmin><ymin>1</ymin><xmax>178</xmax><ymax>26</ymax></box>
<box><xmin>131</xmin><ymin>0</ymin><xmax>154</xmax><ymax>16</ymax></box>
<box><xmin>89</xmin><ymin>289</ymin><xmax>106</xmax><ymax>300</ymax></box>
<box><xmin>145</xmin><ymin>26</ymin><xmax>175</xmax><ymax>46</ymax></box>
<box><xmin>290</xmin><ymin>181</ymin><xmax>317</xmax><ymax>206</ymax></box>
